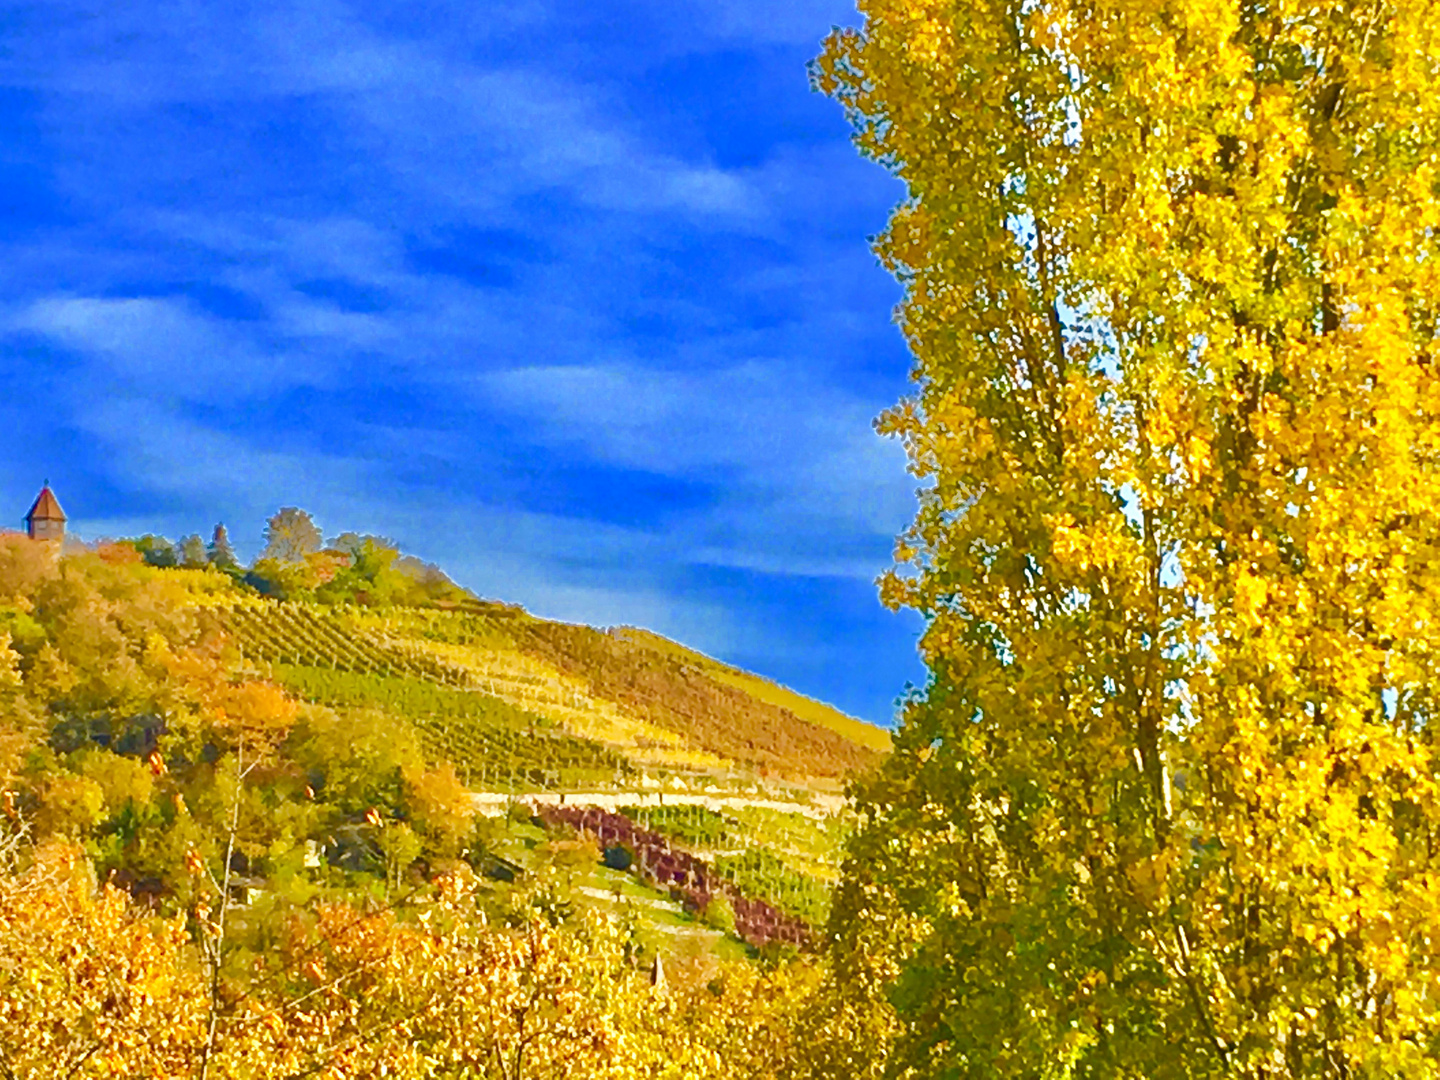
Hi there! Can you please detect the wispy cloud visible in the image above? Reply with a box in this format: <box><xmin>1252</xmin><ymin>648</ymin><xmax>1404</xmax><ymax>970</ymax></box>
<box><xmin>12</xmin><ymin>296</ymin><xmax>333</xmax><ymax>401</ymax></box>
<box><xmin>478</xmin><ymin>362</ymin><xmax>909</xmax><ymax>517</ymax></box>
<box><xmin>0</xmin><ymin>0</ymin><xmax>923</xmax><ymax>722</ymax></box>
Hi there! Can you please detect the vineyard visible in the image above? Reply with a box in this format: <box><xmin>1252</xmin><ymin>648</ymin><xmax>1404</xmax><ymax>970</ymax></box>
<box><xmin>351</xmin><ymin>604</ymin><xmax>882</xmax><ymax>780</ymax></box>
<box><xmin>609</xmin><ymin>626</ymin><xmax>892</xmax><ymax>754</ymax></box>
<box><xmin>712</xmin><ymin>847</ymin><xmax>830</xmax><ymax>927</ymax></box>
<box><xmin>212</xmin><ymin>601</ymin><xmax>475</xmax><ymax>686</ymax></box>
<box><xmin>272</xmin><ymin>665</ymin><xmax>629</xmax><ymax>791</ymax></box>
<box><xmin>512</xmin><ymin>620</ymin><xmax>882</xmax><ymax>781</ymax></box>
<box><xmin>617</xmin><ymin>803</ymin><xmax>846</xmax><ymax>924</ymax></box>
<box><xmin>400</xmin><ymin>638</ymin><xmax>729</xmax><ymax>774</ymax></box>
<box><xmin>536</xmin><ymin>803</ymin><xmax>814</xmax><ymax>951</ymax></box>
<box><xmin>194</xmin><ymin>592</ymin><xmax>887</xmax><ymax>949</ymax></box>
<box><xmin>209</xmin><ymin>599</ymin><xmax>880</xmax><ymax>786</ymax></box>
<box><xmin>349</xmin><ymin>604</ymin><xmax>527</xmax><ymax>650</ymax></box>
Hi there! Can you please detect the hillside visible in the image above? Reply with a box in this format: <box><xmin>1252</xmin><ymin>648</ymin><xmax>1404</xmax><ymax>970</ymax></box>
<box><xmin>204</xmin><ymin>595</ymin><xmax>887</xmax><ymax>792</ymax></box>
<box><xmin>204</xmin><ymin>584</ymin><xmax>888</xmax><ymax>949</ymax></box>
<box><xmin>0</xmin><ymin>536</ymin><xmax>887</xmax><ymax>964</ymax></box>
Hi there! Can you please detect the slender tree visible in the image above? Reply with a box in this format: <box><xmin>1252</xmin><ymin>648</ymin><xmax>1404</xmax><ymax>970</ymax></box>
<box><xmin>207</xmin><ymin>524</ymin><xmax>237</xmax><ymax>570</ymax></box>
<box><xmin>814</xmin><ymin>0</ymin><xmax>1440</xmax><ymax>1075</ymax></box>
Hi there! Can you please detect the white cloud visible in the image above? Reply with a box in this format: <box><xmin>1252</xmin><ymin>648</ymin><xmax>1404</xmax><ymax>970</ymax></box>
<box><xmin>333</xmin><ymin>63</ymin><xmax>766</xmax><ymax>221</ymax></box>
<box><xmin>475</xmin><ymin>359</ymin><xmax>913</xmax><ymax>579</ymax></box>
<box><xmin>269</xmin><ymin>300</ymin><xmax>397</xmax><ymax>350</ymax></box>
<box><xmin>11</xmin><ymin>296</ymin><xmax>331</xmax><ymax>402</ymax></box>
<box><xmin>3</xmin><ymin>1</ymin><xmax>771</xmax><ymax>226</ymax></box>
<box><xmin>479</xmin><ymin>360</ymin><xmax>903</xmax><ymax>480</ymax></box>
<box><xmin>70</xmin><ymin>396</ymin><xmax>368</xmax><ymax>514</ymax></box>
<box><xmin>0</xmin><ymin>0</ymin><xmax>553</xmax><ymax>103</ymax></box>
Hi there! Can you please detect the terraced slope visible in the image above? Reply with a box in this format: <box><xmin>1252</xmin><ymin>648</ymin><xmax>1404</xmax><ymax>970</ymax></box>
<box><xmin>201</xmin><ymin>592</ymin><xmax>883</xmax><ymax>953</ymax></box>
<box><xmin>511</xmin><ymin>619</ymin><xmax>877</xmax><ymax>782</ymax></box>
<box><xmin>330</xmin><ymin>603</ymin><xmax>887</xmax><ymax>783</ymax></box>
<box><xmin>610</xmin><ymin>626</ymin><xmax>892</xmax><ymax>754</ymax></box>
<box><xmin>210</xmin><ymin>599</ymin><xmax>474</xmax><ymax>685</ymax></box>
<box><xmin>270</xmin><ymin>664</ymin><xmax>630</xmax><ymax>790</ymax></box>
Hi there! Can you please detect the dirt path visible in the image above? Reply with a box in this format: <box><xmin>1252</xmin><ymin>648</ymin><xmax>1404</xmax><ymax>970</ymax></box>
<box><xmin>469</xmin><ymin>789</ymin><xmax>846</xmax><ymax>819</ymax></box>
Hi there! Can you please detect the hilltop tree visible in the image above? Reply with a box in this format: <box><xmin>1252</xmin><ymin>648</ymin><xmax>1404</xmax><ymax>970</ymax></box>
<box><xmin>177</xmin><ymin>534</ymin><xmax>208</xmax><ymax>569</ymax></box>
<box><xmin>815</xmin><ymin>0</ymin><xmax>1440</xmax><ymax>1076</ymax></box>
<box><xmin>207</xmin><ymin>524</ymin><xmax>237</xmax><ymax>570</ymax></box>
<box><xmin>132</xmin><ymin>535</ymin><xmax>177</xmax><ymax>568</ymax></box>
<box><xmin>260</xmin><ymin>507</ymin><xmax>321</xmax><ymax>564</ymax></box>
<box><xmin>331</xmin><ymin>536</ymin><xmax>404</xmax><ymax>605</ymax></box>
<box><xmin>328</xmin><ymin>531</ymin><xmax>398</xmax><ymax>558</ymax></box>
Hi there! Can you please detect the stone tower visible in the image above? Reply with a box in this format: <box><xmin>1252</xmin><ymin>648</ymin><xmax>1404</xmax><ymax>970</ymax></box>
<box><xmin>24</xmin><ymin>483</ymin><xmax>66</xmax><ymax>542</ymax></box>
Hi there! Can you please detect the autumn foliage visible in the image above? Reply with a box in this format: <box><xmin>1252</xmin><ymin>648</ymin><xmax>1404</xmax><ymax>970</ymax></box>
<box><xmin>815</xmin><ymin>0</ymin><xmax>1440</xmax><ymax>1075</ymax></box>
<box><xmin>0</xmin><ymin>842</ymin><xmax>814</xmax><ymax>1079</ymax></box>
<box><xmin>0</xmin><ymin>534</ymin><xmax>838</xmax><ymax>1077</ymax></box>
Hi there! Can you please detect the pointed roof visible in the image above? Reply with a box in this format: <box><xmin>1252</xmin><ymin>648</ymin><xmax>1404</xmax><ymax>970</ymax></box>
<box><xmin>25</xmin><ymin>485</ymin><xmax>66</xmax><ymax>524</ymax></box>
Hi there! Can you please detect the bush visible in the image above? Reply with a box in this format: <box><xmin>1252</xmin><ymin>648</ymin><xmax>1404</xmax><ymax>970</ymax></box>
<box><xmin>699</xmin><ymin>893</ymin><xmax>736</xmax><ymax>936</ymax></box>
<box><xmin>602</xmin><ymin>844</ymin><xmax>634</xmax><ymax>872</ymax></box>
<box><xmin>755</xmin><ymin>940</ymin><xmax>798</xmax><ymax>969</ymax></box>
<box><xmin>244</xmin><ymin>558</ymin><xmax>319</xmax><ymax>601</ymax></box>
<box><xmin>132</xmin><ymin>535</ymin><xmax>177</xmax><ymax>568</ymax></box>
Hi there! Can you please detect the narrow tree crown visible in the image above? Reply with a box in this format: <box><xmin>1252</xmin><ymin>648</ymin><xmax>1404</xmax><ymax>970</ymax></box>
<box><xmin>815</xmin><ymin>0</ymin><xmax>1440</xmax><ymax>1074</ymax></box>
<box><xmin>208</xmin><ymin>523</ymin><xmax>237</xmax><ymax>569</ymax></box>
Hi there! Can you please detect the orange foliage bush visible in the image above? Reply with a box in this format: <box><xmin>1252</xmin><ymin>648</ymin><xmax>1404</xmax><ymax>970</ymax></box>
<box><xmin>0</xmin><ymin>842</ymin><xmax>815</xmax><ymax>1079</ymax></box>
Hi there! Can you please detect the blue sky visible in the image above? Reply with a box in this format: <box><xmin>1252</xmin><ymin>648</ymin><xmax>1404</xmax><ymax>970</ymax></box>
<box><xmin>0</xmin><ymin>0</ymin><xmax>924</xmax><ymax>726</ymax></box>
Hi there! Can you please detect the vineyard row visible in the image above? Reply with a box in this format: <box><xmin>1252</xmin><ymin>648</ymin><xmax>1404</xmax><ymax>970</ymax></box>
<box><xmin>536</xmin><ymin>803</ymin><xmax>814</xmax><ymax>950</ymax></box>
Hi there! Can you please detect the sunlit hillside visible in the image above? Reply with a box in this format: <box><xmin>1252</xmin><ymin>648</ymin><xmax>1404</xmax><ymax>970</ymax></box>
<box><xmin>206</xmin><ymin>595</ymin><xmax>887</xmax><ymax>792</ymax></box>
<box><xmin>1</xmin><ymin>534</ymin><xmax>886</xmax><ymax>970</ymax></box>
<box><xmin>201</xmin><ymin>590</ymin><xmax>888</xmax><ymax>943</ymax></box>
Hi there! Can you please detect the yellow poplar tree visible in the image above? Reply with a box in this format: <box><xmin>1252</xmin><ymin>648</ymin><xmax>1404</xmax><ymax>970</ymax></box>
<box><xmin>814</xmin><ymin>0</ymin><xmax>1440</xmax><ymax>1075</ymax></box>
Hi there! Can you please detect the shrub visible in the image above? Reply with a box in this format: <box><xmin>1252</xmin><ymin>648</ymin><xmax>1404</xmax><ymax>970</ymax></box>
<box><xmin>700</xmin><ymin>893</ymin><xmax>736</xmax><ymax>936</ymax></box>
<box><xmin>602</xmin><ymin>844</ymin><xmax>634</xmax><ymax>872</ymax></box>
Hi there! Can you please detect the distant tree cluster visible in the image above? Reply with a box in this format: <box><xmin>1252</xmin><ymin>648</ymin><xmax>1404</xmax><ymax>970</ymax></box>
<box><xmin>0</xmin><ymin>534</ymin><xmax>483</xmax><ymax>900</ymax></box>
<box><xmin>133</xmin><ymin>525</ymin><xmax>232</xmax><ymax>571</ymax></box>
<box><xmin>124</xmin><ymin>507</ymin><xmax>472</xmax><ymax>609</ymax></box>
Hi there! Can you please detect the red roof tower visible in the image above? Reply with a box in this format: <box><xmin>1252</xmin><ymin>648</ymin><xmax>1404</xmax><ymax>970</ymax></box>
<box><xmin>25</xmin><ymin>483</ymin><xmax>66</xmax><ymax>542</ymax></box>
